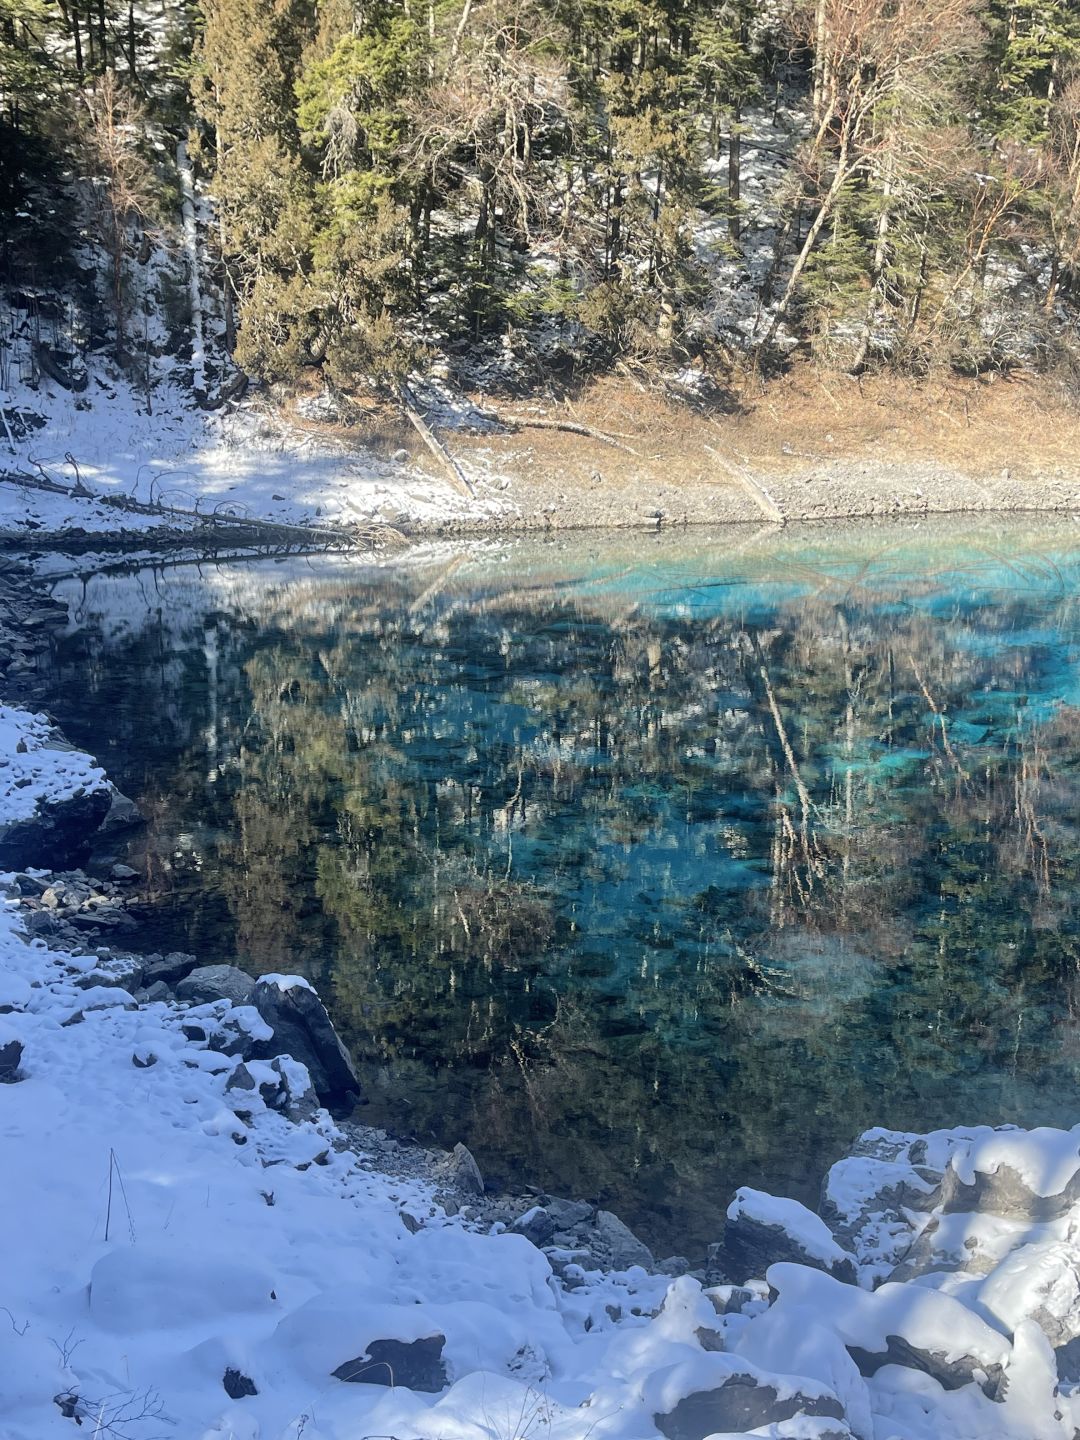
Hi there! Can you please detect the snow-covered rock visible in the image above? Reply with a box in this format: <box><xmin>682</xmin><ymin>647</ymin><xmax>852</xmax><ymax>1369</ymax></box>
<box><xmin>722</xmin><ymin>1188</ymin><xmax>857</xmax><ymax>1285</ymax></box>
<box><xmin>644</xmin><ymin>1354</ymin><xmax>848</xmax><ymax>1440</ymax></box>
<box><xmin>766</xmin><ymin>1263</ymin><xmax>1012</xmax><ymax>1397</ymax></box>
<box><xmin>0</xmin><ymin>705</ymin><xmax>110</xmax><ymax>867</ymax></box>
<box><xmin>940</xmin><ymin>1128</ymin><xmax>1080</xmax><ymax>1220</ymax></box>
<box><xmin>251</xmin><ymin>971</ymin><xmax>360</xmax><ymax>1113</ymax></box>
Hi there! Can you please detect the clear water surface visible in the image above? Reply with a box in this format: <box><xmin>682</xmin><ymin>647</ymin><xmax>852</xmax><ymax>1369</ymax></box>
<box><xmin>37</xmin><ymin>518</ymin><xmax>1080</xmax><ymax>1255</ymax></box>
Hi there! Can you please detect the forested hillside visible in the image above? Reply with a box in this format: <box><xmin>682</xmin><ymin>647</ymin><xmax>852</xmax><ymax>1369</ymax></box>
<box><xmin>3</xmin><ymin>0</ymin><xmax>1080</xmax><ymax>407</ymax></box>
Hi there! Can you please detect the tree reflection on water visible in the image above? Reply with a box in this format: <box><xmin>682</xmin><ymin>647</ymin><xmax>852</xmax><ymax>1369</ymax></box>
<box><xmin>45</xmin><ymin>527</ymin><xmax>1080</xmax><ymax>1254</ymax></box>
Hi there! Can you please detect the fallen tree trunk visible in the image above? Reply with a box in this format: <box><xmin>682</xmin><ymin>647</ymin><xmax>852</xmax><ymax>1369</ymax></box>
<box><xmin>704</xmin><ymin>443</ymin><xmax>785</xmax><ymax>526</ymax></box>
<box><xmin>496</xmin><ymin>413</ymin><xmax>639</xmax><ymax>455</ymax></box>
<box><xmin>398</xmin><ymin>386</ymin><xmax>476</xmax><ymax>498</ymax></box>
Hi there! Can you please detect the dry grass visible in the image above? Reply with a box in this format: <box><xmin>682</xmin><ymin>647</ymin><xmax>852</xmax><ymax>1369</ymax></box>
<box><xmin>278</xmin><ymin>365</ymin><xmax>1080</xmax><ymax>529</ymax></box>
<box><xmin>727</xmin><ymin>367</ymin><xmax>1080</xmax><ymax>482</ymax></box>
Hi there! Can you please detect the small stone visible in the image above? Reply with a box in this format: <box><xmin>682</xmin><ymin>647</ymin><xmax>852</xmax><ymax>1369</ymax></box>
<box><xmin>222</xmin><ymin>1368</ymin><xmax>257</xmax><ymax>1399</ymax></box>
<box><xmin>131</xmin><ymin>1049</ymin><xmax>157</xmax><ymax>1068</ymax></box>
<box><xmin>110</xmin><ymin>864</ymin><xmax>139</xmax><ymax>881</ymax></box>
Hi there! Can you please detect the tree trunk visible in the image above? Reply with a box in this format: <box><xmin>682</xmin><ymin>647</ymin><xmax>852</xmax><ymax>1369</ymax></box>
<box><xmin>728</xmin><ymin>100</ymin><xmax>742</xmax><ymax>243</ymax></box>
<box><xmin>177</xmin><ymin>139</ymin><xmax>207</xmax><ymax>399</ymax></box>
<box><xmin>813</xmin><ymin>0</ymin><xmax>828</xmax><ymax>125</ymax></box>
<box><xmin>446</xmin><ymin>0</ymin><xmax>472</xmax><ymax>75</ymax></box>
<box><xmin>756</xmin><ymin>138</ymin><xmax>857</xmax><ymax>355</ymax></box>
<box><xmin>68</xmin><ymin>0</ymin><xmax>83</xmax><ymax>78</ymax></box>
<box><xmin>850</xmin><ymin>139</ymin><xmax>894</xmax><ymax>373</ymax></box>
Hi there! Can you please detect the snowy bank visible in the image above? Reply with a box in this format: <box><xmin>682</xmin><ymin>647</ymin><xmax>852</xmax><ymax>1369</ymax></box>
<box><xmin>0</xmin><ymin>373</ymin><xmax>509</xmax><ymax>546</ymax></box>
<box><xmin>4</xmin><ymin>704</ymin><xmax>1080</xmax><ymax>1438</ymax></box>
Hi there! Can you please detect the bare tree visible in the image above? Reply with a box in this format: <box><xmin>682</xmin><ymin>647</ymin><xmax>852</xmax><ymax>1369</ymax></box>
<box><xmin>81</xmin><ymin>70</ymin><xmax>157</xmax><ymax>362</ymax></box>
<box><xmin>757</xmin><ymin>0</ymin><xmax>979</xmax><ymax>357</ymax></box>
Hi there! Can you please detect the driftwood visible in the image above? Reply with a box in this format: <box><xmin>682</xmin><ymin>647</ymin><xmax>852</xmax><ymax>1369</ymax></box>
<box><xmin>398</xmin><ymin>385</ymin><xmax>476</xmax><ymax>498</ymax></box>
<box><xmin>496</xmin><ymin>413</ymin><xmax>639</xmax><ymax>455</ymax></box>
<box><xmin>704</xmin><ymin>443</ymin><xmax>785</xmax><ymax>526</ymax></box>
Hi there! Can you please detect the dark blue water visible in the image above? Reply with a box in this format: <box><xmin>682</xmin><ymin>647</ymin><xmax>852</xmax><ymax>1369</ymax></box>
<box><xmin>39</xmin><ymin>520</ymin><xmax>1080</xmax><ymax>1253</ymax></box>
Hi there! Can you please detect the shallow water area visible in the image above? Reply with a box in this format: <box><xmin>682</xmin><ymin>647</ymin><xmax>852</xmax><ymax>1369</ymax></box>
<box><xmin>34</xmin><ymin>516</ymin><xmax>1080</xmax><ymax>1255</ymax></box>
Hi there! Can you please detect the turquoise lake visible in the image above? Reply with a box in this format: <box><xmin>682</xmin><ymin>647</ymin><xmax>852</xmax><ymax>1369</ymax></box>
<box><xmin>40</xmin><ymin>518</ymin><xmax>1080</xmax><ymax>1255</ymax></box>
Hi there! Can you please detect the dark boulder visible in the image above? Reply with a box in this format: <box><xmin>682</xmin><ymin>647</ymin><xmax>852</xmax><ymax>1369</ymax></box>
<box><xmin>332</xmin><ymin>1335</ymin><xmax>447</xmax><ymax>1392</ymax></box>
<box><xmin>545</xmin><ymin>1197</ymin><xmax>594</xmax><ymax>1229</ymax></box>
<box><xmin>139</xmin><ymin>952</ymin><xmax>197</xmax><ymax>989</ymax></box>
<box><xmin>0</xmin><ymin>1038</ymin><xmax>24</xmax><ymax>1082</ymax></box>
<box><xmin>222</xmin><ymin>1368</ymin><xmax>257</xmax><ymax>1399</ymax></box>
<box><xmin>0</xmin><ymin>785</ymin><xmax>111</xmax><ymax>870</ymax></box>
<box><xmin>176</xmin><ymin>965</ymin><xmax>256</xmax><ymax>1007</ymax></box>
<box><xmin>252</xmin><ymin>975</ymin><xmax>360</xmax><ymax>1115</ymax></box>
<box><xmin>654</xmin><ymin>1373</ymin><xmax>847</xmax><ymax>1440</ymax></box>
<box><xmin>511</xmin><ymin>1207</ymin><xmax>556</xmax><ymax>1247</ymax></box>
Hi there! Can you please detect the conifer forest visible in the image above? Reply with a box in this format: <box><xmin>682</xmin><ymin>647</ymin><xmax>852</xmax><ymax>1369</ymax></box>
<box><xmin>3</xmin><ymin>0</ymin><xmax>1080</xmax><ymax>396</ymax></box>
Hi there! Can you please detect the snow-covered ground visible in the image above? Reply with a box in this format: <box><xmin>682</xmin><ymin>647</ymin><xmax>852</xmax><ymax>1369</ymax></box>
<box><xmin>0</xmin><ymin>367</ymin><xmax>509</xmax><ymax>542</ymax></box>
<box><xmin>4</xmin><ymin>702</ymin><xmax>1080</xmax><ymax>1439</ymax></box>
